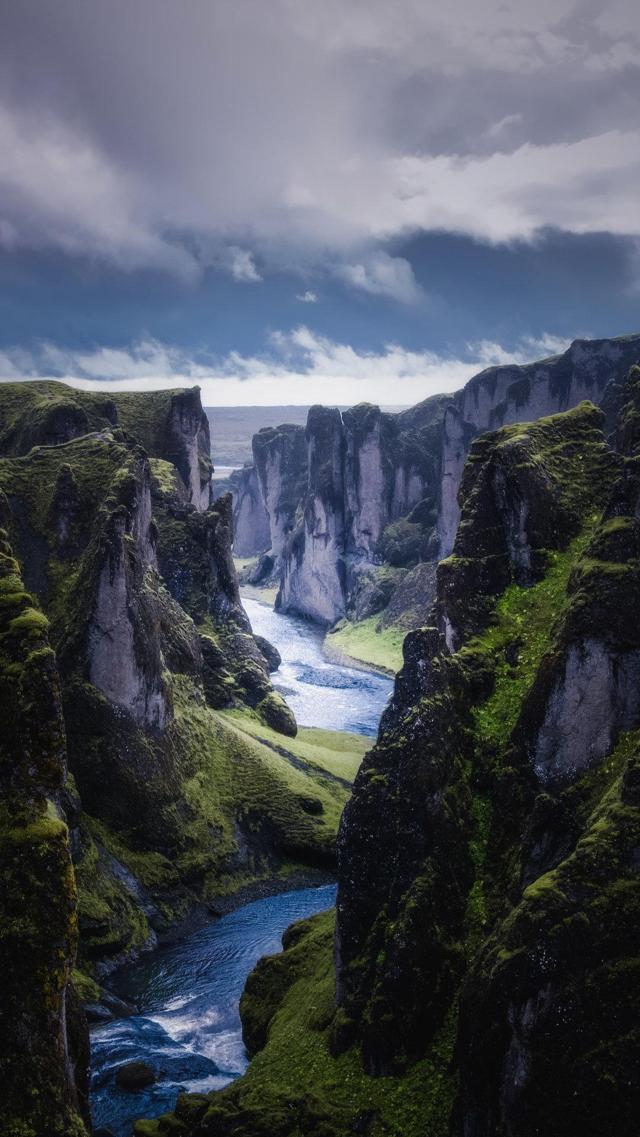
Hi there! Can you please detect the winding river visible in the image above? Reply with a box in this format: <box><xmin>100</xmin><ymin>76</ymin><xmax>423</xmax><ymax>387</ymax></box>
<box><xmin>90</xmin><ymin>597</ymin><xmax>393</xmax><ymax>1136</ymax></box>
<box><xmin>242</xmin><ymin>596</ymin><xmax>392</xmax><ymax>737</ymax></box>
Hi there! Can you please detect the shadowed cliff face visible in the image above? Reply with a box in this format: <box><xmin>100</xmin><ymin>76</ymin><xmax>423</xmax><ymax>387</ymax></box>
<box><xmin>0</xmin><ymin>507</ymin><xmax>89</xmax><ymax>1137</ymax></box>
<box><xmin>230</xmin><ymin>464</ymin><xmax>271</xmax><ymax>557</ymax></box>
<box><xmin>333</xmin><ymin>390</ymin><xmax>640</xmax><ymax>1130</ymax></box>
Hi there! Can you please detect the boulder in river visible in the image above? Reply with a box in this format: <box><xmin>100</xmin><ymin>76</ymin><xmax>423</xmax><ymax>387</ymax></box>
<box><xmin>115</xmin><ymin>1060</ymin><xmax>156</xmax><ymax>1091</ymax></box>
<box><xmin>254</xmin><ymin>634</ymin><xmax>281</xmax><ymax>672</ymax></box>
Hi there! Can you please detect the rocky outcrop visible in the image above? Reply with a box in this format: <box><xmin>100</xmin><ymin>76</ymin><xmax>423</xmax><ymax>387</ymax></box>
<box><xmin>277</xmin><ymin>395</ymin><xmax>448</xmax><ymax>624</ymax></box>
<box><xmin>86</xmin><ymin>460</ymin><xmax>168</xmax><ymax>729</ymax></box>
<box><xmin>253</xmin><ymin>423</ymin><xmax>308</xmax><ymax>557</ymax></box>
<box><xmin>279</xmin><ymin>406</ymin><xmax>346</xmax><ymax>624</ymax></box>
<box><xmin>230</xmin><ymin>464</ymin><xmax>271</xmax><ymax>557</ymax></box>
<box><xmin>0</xmin><ymin>380</ymin><xmax>213</xmax><ymax>511</ymax></box>
<box><xmin>113</xmin><ymin>386</ymin><xmax>214</xmax><ymax>511</ymax></box>
<box><xmin>437</xmin><ymin>333</ymin><xmax>640</xmax><ymax>555</ymax></box>
<box><xmin>0</xmin><ymin>511</ymin><xmax>89</xmax><ymax>1137</ymax></box>
<box><xmin>229</xmin><ymin>423</ymin><xmax>307</xmax><ymax>562</ymax></box>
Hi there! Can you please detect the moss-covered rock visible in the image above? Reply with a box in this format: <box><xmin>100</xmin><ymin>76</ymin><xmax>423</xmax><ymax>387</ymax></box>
<box><xmin>0</xmin><ymin>518</ymin><xmax>88</xmax><ymax>1136</ymax></box>
<box><xmin>0</xmin><ymin>382</ymin><xmax>347</xmax><ymax>989</ymax></box>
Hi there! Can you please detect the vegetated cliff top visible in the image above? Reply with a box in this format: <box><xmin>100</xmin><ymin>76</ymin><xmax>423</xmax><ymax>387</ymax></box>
<box><xmin>0</xmin><ymin>378</ymin><xmax>209</xmax><ymax>458</ymax></box>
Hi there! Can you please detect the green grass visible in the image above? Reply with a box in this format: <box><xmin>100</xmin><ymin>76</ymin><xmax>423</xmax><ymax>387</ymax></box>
<box><xmin>326</xmin><ymin>614</ymin><xmax>405</xmax><ymax>674</ymax></box>
<box><xmin>467</xmin><ymin>528</ymin><xmax>596</xmax><ymax>750</ymax></box>
<box><xmin>168</xmin><ymin>910</ymin><xmax>457</xmax><ymax>1137</ymax></box>
<box><xmin>239</xmin><ymin>582</ymin><xmax>279</xmax><ymax>606</ymax></box>
<box><xmin>220</xmin><ymin>708</ymin><xmax>369</xmax><ymax>784</ymax></box>
<box><xmin>162</xmin><ymin>682</ymin><xmax>356</xmax><ymax>887</ymax></box>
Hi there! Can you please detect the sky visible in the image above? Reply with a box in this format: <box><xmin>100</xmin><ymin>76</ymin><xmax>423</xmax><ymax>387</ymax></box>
<box><xmin>0</xmin><ymin>0</ymin><xmax>639</xmax><ymax>406</ymax></box>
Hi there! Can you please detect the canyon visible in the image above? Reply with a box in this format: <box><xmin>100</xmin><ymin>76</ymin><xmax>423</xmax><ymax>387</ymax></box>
<box><xmin>3</xmin><ymin>339</ymin><xmax>640</xmax><ymax>1137</ymax></box>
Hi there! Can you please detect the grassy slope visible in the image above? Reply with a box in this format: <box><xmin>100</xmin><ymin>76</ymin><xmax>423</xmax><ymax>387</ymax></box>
<box><xmin>325</xmin><ymin>614</ymin><xmax>405</xmax><ymax>674</ymax></box>
<box><xmin>74</xmin><ymin>692</ymin><xmax>361</xmax><ymax>962</ymax></box>
<box><xmin>220</xmin><ymin>709</ymin><xmax>369</xmax><ymax>784</ymax></box>
<box><xmin>134</xmin><ymin>911</ymin><xmax>453</xmax><ymax>1137</ymax></box>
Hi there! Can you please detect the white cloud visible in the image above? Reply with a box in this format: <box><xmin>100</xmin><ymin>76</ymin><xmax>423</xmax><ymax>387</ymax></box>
<box><xmin>379</xmin><ymin>131</ymin><xmax>640</xmax><ymax>243</ymax></box>
<box><xmin>227</xmin><ymin>247</ymin><xmax>262</xmax><ymax>282</ymax></box>
<box><xmin>337</xmin><ymin>253</ymin><xmax>423</xmax><ymax>304</ymax></box>
<box><xmin>471</xmin><ymin>334</ymin><xmax>570</xmax><ymax>367</ymax></box>
<box><xmin>0</xmin><ymin>328</ymin><xmax>574</xmax><ymax>407</ymax></box>
<box><xmin>296</xmin><ymin>290</ymin><xmax>318</xmax><ymax>303</ymax></box>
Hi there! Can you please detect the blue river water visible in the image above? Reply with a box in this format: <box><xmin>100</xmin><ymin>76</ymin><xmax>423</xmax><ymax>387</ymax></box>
<box><xmin>242</xmin><ymin>596</ymin><xmax>392</xmax><ymax>737</ymax></box>
<box><xmin>90</xmin><ymin>599</ymin><xmax>393</xmax><ymax>1135</ymax></box>
<box><xmin>91</xmin><ymin>885</ymin><xmax>337</xmax><ymax>1136</ymax></box>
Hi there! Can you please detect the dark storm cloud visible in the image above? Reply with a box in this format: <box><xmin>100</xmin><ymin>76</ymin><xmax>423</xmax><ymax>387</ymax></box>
<box><xmin>0</xmin><ymin>0</ymin><xmax>638</xmax><ymax>283</ymax></box>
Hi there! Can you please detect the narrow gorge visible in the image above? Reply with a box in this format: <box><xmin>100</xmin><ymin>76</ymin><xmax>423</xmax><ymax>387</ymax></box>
<box><xmin>3</xmin><ymin>336</ymin><xmax>640</xmax><ymax>1137</ymax></box>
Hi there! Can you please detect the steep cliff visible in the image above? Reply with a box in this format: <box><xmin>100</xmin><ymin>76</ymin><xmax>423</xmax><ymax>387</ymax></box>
<box><xmin>0</xmin><ymin>509</ymin><xmax>89</xmax><ymax>1137</ymax></box>
<box><xmin>229</xmin><ymin>464</ymin><xmax>271</xmax><ymax>558</ymax></box>
<box><xmin>437</xmin><ymin>333</ymin><xmax>640</xmax><ymax>556</ymax></box>
<box><xmin>0</xmin><ymin>380</ymin><xmax>351</xmax><ymax>1015</ymax></box>
<box><xmin>0</xmin><ymin>380</ymin><xmax>213</xmax><ymax>511</ymax></box>
<box><xmin>277</xmin><ymin>395</ymin><xmax>448</xmax><ymax>625</ymax></box>
<box><xmin>159</xmin><ymin>378</ymin><xmax>640</xmax><ymax>1137</ymax></box>
<box><xmin>239</xmin><ymin>336</ymin><xmax>640</xmax><ymax>642</ymax></box>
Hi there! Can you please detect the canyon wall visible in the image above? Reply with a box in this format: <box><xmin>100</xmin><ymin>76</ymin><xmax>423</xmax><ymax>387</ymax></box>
<box><xmin>437</xmin><ymin>333</ymin><xmax>640</xmax><ymax>556</ymax></box>
<box><xmin>0</xmin><ymin>515</ymin><xmax>89</xmax><ymax>1137</ymax></box>
<box><xmin>235</xmin><ymin>334</ymin><xmax>640</xmax><ymax>628</ymax></box>
<box><xmin>0</xmin><ymin>380</ymin><xmax>354</xmax><ymax>1133</ymax></box>
<box><xmin>155</xmin><ymin>367</ymin><xmax>640</xmax><ymax>1137</ymax></box>
<box><xmin>277</xmin><ymin>396</ymin><xmax>448</xmax><ymax>624</ymax></box>
<box><xmin>335</xmin><ymin>388</ymin><xmax>640</xmax><ymax>1129</ymax></box>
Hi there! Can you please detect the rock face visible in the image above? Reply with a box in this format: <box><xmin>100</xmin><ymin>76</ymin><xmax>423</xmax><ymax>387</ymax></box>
<box><xmin>230</xmin><ymin>464</ymin><xmax>271</xmax><ymax>557</ymax></box>
<box><xmin>87</xmin><ymin>461</ymin><xmax>168</xmax><ymax>728</ymax></box>
<box><xmin>437</xmin><ymin>333</ymin><xmax>640</xmax><ymax>556</ymax></box>
<box><xmin>0</xmin><ymin>511</ymin><xmax>89</xmax><ymax>1137</ymax></box>
<box><xmin>277</xmin><ymin>396</ymin><xmax>448</xmax><ymax>624</ymax></box>
<box><xmin>253</xmin><ymin>423</ymin><xmax>308</xmax><ymax>558</ymax></box>
<box><xmin>230</xmin><ymin>423</ymin><xmax>307</xmax><ymax>564</ymax></box>
<box><xmin>334</xmin><ymin>388</ymin><xmax>640</xmax><ymax>1128</ymax></box>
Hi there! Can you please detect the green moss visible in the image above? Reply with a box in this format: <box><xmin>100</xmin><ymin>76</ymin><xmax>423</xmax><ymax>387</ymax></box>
<box><xmin>467</xmin><ymin>529</ymin><xmax>594</xmax><ymax>750</ymax></box>
<box><xmin>8</xmin><ymin>606</ymin><xmax>50</xmax><ymax>637</ymax></box>
<box><xmin>71</xmin><ymin>967</ymin><xmax>101</xmax><ymax>1004</ymax></box>
<box><xmin>168</xmin><ymin>910</ymin><xmax>457</xmax><ymax>1137</ymax></box>
<box><xmin>149</xmin><ymin>457</ymin><xmax>182</xmax><ymax>498</ymax></box>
